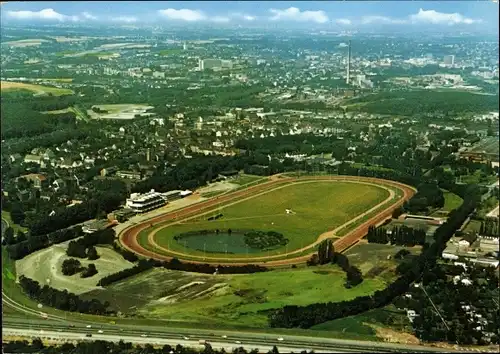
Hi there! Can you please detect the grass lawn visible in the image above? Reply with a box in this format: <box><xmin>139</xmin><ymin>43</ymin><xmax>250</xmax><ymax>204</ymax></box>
<box><xmin>460</xmin><ymin>171</ymin><xmax>498</xmax><ymax>185</ymax></box>
<box><xmin>0</xmin><ymin>81</ymin><xmax>73</xmax><ymax>96</ymax></box>
<box><xmin>16</xmin><ymin>245</ymin><xmax>135</xmax><ymax>295</ymax></box>
<box><xmin>463</xmin><ymin>219</ymin><xmax>482</xmax><ymax>234</ymax></box>
<box><xmin>146</xmin><ymin>181</ymin><xmax>390</xmax><ymax>258</ymax></box>
<box><xmin>85</xmin><ymin>264</ymin><xmax>388</xmax><ymax>328</ymax></box>
<box><xmin>442</xmin><ymin>189</ymin><xmax>463</xmax><ymax>212</ymax></box>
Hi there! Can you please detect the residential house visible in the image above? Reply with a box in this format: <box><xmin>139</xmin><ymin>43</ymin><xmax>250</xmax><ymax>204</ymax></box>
<box><xmin>20</xmin><ymin>173</ymin><xmax>48</xmax><ymax>189</ymax></box>
<box><xmin>24</xmin><ymin>154</ymin><xmax>43</xmax><ymax>165</ymax></box>
<box><xmin>9</xmin><ymin>153</ymin><xmax>22</xmax><ymax>163</ymax></box>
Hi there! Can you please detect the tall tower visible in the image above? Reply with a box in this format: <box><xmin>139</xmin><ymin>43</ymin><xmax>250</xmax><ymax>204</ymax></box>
<box><xmin>346</xmin><ymin>40</ymin><xmax>351</xmax><ymax>85</ymax></box>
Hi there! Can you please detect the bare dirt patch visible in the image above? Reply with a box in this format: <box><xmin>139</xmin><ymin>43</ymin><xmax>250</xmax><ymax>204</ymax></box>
<box><xmin>16</xmin><ymin>245</ymin><xmax>135</xmax><ymax>295</ymax></box>
<box><xmin>83</xmin><ymin>268</ymin><xmax>226</xmax><ymax>313</ymax></box>
<box><xmin>369</xmin><ymin>324</ymin><xmax>420</xmax><ymax>345</ymax></box>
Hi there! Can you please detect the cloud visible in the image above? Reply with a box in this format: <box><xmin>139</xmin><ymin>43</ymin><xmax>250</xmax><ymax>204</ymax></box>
<box><xmin>211</xmin><ymin>16</ymin><xmax>231</xmax><ymax>23</ymax></box>
<box><xmin>231</xmin><ymin>12</ymin><xmax>256</xmax><ymax>21</ymax></box>
<box><xmin>158</xmin><ymin>8</ymin><xmax>206</xmax><ymax>22</ymax></box>
<box><xmin>409</xmin><ymin>8</ymin><xmax>480</xmax><ymax>25</ymax></box>
<box><xmin>81</xmin><ymin>12</ymin><xmax>97</xmax><ymax>21</ymax></box>
<box><xmin>111</xmin><ymin>16</ymin><xmax>137</xmax><ymax>23</ymax></box>
<box><xmin>361</xmin><ymin>15</ymin><xmax>407</xmax><ymax>25</ymax></box>
<box><xmin>335</xmin><ymin>18</ymin><xmax>351</xmax><ymax>25</ymax></box>
<box><xmin>269</xmin><ymin>7</ymin><xmax>328</xmax><ymax>24</ymax></box>
<box><xmin>6</xmin><ymin>8</ymin><xmax>79</xmax><ymax>22</ymax></box>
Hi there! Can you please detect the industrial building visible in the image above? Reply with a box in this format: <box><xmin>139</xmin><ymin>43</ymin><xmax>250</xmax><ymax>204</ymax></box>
<box><xmin>125</xmin><ymin>189</ymin><xmax>166</xmax><ymax>213</ymax></box>
<box><xmin>443</xmin><ymin>55</ymin><xmax>455</xmax><ymax>66</ymax></box>
<box><xmin>198</xmin><ymin>59</ymin><xmax>232</xmax><ymax>70</ymax></box>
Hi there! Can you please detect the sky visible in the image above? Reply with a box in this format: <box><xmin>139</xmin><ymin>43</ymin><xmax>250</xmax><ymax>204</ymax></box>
<box><xmin>1</xmin><ymin>1</ymin><xmax>498</xmax><ymax>32</ymax></box>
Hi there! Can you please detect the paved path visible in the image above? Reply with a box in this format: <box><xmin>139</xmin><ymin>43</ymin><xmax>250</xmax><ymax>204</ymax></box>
<box><xmin>120</xmin><ymin>175</ymin><xmax>415</xmax><ymax>266</ymax></box>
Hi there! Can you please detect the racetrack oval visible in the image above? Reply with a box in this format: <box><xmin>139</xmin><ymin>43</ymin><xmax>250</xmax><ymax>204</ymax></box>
<box><xmin>119</xmin><ymin>175</ymin><xmax>416</xmax><ymax>267</ymax></box>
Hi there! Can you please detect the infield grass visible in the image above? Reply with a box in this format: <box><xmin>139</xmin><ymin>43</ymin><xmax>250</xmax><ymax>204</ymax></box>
<box><xmin>142</xmin><ymin>181</ymin><xmax>390</xmax><ymax>258</ymax></box>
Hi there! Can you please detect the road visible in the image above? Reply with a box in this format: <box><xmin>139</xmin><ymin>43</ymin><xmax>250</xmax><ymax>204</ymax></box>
<box><xmin>120</xmin><ymin>175</ymin><xmax>415</xmax><ymax>266</ymax></box>
<box><xmin>2</xmin><ymin>316</ymin><xmax>467</xmax><ymax>353</ymax></box>
<box><xmin>2</xmin><ymin>288</ymin><xmax>464</xmax><ymax>353</ymax></box>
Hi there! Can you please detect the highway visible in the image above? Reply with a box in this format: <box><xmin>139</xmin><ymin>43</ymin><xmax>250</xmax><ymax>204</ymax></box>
<box><xmin>2</xmin><ymin>318</ymin><xmax>454</xmax><ymax>353</ymax></box>
<box><xmin>2</xmin><ymin>309</ymin><xmax>469</xmax><ymax>353</ymax></box>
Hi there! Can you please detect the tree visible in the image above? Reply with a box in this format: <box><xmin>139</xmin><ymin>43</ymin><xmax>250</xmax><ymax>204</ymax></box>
<box><xmin>3</xmin><ymin>227</ymin><xmax>15</xmax><ymax>245</ymax></box>
<box><xmin>81</xmin><ymin>263</ymin><xmax>98</xmax><ymax>278</ymax></box>
<box><xmin>16</xmin><ymin>230</ymin><xmax>27</xmax><ymax>243</ymax></box>
<box><xmin>61</xmin><ymin>258</ymin><xmax>82</xmax><ymax>276</ymax></box>
<box><xmin>87</xmin><ymin>245</ymin><xmax>100</xmax><ymax>260</ymax></box>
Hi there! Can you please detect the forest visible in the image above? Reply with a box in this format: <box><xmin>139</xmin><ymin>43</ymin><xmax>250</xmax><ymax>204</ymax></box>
<box><xmin>366</xmin><ymin>225</ymin><xmax>427</xmax><ymax>246</ymax></box>
<box><xmin>346</xmin><ymin>91</ymin><xmax>500</xmax><ymax>116</ymax></box>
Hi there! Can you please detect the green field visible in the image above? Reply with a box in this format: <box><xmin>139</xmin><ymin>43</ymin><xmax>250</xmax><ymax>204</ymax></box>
<box><xmin>442</xmin><ymin>190</ymin><xmax>463</xmax><ymax>212</ymax></box>
<box><xmin>84</xmin><ymin>264</ymin><xmax>388</xmax><ymax>327</ymax></box>
<box><xmin>143</xmin><ymin>181</ymin><xmax>390</xmax><ymax>258</ymax></box>
<box><xmin>459</xmin><ymin>170</ymin><xmax>498</xmax><ymax>185</ymax></box>
<box><xmin>0</xmin><ymin>81</ymin><xmax>73</xmax><ymax>96</ymax></box>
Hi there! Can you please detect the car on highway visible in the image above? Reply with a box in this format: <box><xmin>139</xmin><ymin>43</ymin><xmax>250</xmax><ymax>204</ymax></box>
<box><xmin>277</xmin><ymin>337</ymin><xmax>284</xmax><ymax>341</ymax></box>
<box><xmin>235</xmin><ymin>341</ymin><xmax>241</xmax><ymax>344</ymax></box>
<box><xmin>86</xmin><ymin>325</ymin><xmax>92</xmax><ymax>328</ymax></box>
<box><xmin>98</xmin><ymin>330</ymin><xmax>103</xmax><ymax>334</ymax></box>
<box><xmin>86</xmin><ymin>334</ymin><xmax>92</xmax><ymax>337</ymax></box>
<box><xmin>221</xmin><ymin>335</ymin><xmax>227</xmax><ymax>339</ymax></box>
<box><xmin>68</xmin><ymin>324</ymin><xmax>75</xmax><ymax>328</ymax></box>
<box><xmin>140</xmin><ymin>334</ymin><xmax>148</xmax><ymax>338</ymax></box>
<box><xmin>183</xmin><ymin>336</ymin><xmax>189</xmax><ymax>340</ymax></box>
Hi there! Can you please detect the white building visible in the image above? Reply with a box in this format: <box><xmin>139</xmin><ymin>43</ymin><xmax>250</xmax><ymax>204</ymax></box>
<box><xmin>125</xmin><ymin>189</ymin><xmax>166</xmax><ymax>213</ymax></box>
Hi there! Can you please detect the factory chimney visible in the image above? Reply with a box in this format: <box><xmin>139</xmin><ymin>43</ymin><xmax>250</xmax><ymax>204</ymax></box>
<box><xmin>346</xmin><ymin>40</ymin><xmax>351</xmax><ymax>85</ymax></box>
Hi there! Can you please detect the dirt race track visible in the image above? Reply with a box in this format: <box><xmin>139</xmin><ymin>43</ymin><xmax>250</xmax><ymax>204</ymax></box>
<box><xmin>120</xmin><ymin>175</ymin><xmax>416</xmax><ymax>267</ymax></box>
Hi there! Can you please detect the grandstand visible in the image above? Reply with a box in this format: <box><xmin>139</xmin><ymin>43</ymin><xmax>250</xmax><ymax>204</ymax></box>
<box><xmin>125</xmin><ymin>189</ymin><xmax>166</xmax><ymax>213</ymax></box>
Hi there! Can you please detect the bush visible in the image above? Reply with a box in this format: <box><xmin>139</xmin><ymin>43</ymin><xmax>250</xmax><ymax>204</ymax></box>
<box><xmin>81</xmin><ymin>264</ymin><xmax>98</xmax><ymax>278</ymax></box>
<box><xmin>61</xmin><ymin>258</ymin><xmax>83</xmax><ymax>276</ymax></box>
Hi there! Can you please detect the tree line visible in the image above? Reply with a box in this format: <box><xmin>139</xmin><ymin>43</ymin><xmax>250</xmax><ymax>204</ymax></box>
<box><xmin>98</xmin><ymin>257</ymin><xmax>268</xmax><ymax>287</ymax></box>
<box><xmin>479</xmin><ymin>219</ymin><xmax>499</xmax><ymax>237</ymax></box>
<box><xmin>268</xmin><ymin>183</ymin><xmax>482</xmax><ymax>328</ymax></box>
<box><xmin>18</xmin><ymin>276</ymin><xmax>112</xmax><ymax>315</ymax></box>
<box><xmin>2</xmin><ymin>339</ymin><xmax>291</xmax><ymax>354</ymax></box>
<box><xmin>66</xmin><ymin>228</ymin><xmax>115</xmax><ymax>259</ymax></box>
<box><xmin>367</xmin><ymin>225</ymin><xmax>427</xmax><ymax>246</ymax></box>
<box><xmin>5</xmin><ymin>225</ymin><xmax>83</xmax><ymax>260</ymax></box>
<box><xmin>347</xmin><ymin>90</ymin><xmax>500</xmax><ymax>116</ymax></box>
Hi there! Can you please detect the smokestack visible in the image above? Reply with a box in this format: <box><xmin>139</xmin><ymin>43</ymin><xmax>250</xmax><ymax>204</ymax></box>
<box><xmin>346</xmin><ymin>40</ymin><xmax>351</xmax><ymax>84</ymax></box>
